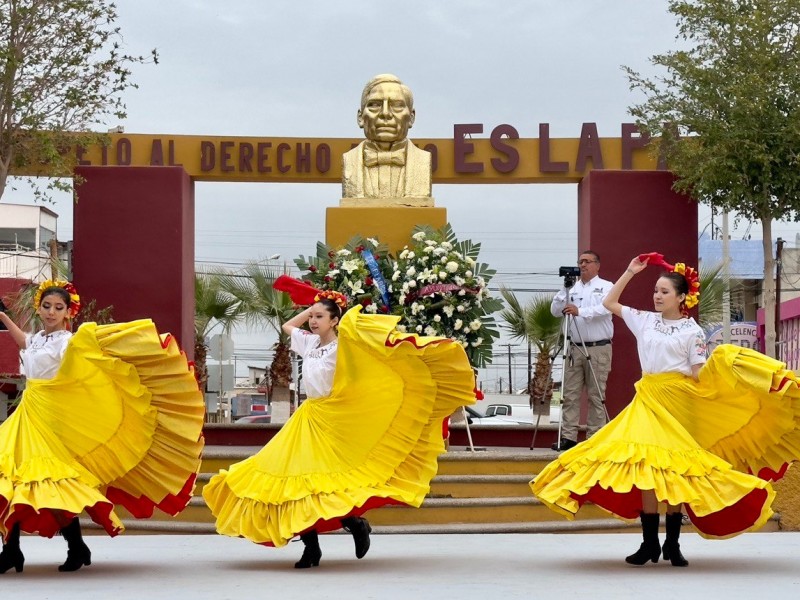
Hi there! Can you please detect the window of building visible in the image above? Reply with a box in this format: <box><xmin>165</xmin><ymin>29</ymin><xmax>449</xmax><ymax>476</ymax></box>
<box><xmin>0</xmin><ymin>228</ymin><xmax>36</xmax><ymax>250</ymax></box>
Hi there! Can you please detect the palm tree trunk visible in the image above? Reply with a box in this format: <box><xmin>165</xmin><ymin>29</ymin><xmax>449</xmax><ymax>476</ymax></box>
<box><xmin>194</xmin><ymin>338</ymin><xmax>208</xmax><ymax>389</ymax></box>
<box><xmin>530</xmin><ymin>352</ymin><xmax>553</xmax><ymax>416</ymax></box>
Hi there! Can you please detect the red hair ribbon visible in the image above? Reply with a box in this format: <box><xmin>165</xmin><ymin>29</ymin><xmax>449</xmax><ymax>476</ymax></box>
<box><xmin>637</xmin><ymin>252</ymin><xmax>700</xmax><ymax>310</ymax></box>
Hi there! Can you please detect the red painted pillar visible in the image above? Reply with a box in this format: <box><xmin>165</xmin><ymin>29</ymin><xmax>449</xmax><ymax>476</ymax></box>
<box><xmin>578</xmin><ymin>170</ymin><xmax>698</xmax><ymax>417</ymax></box>
<box><xmin>73</xmin><ymin>166</ymin><xmax>195</xmax><ymax>359</ymax></box>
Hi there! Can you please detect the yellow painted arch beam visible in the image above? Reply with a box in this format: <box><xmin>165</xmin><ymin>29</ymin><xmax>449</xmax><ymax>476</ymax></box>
<box><xmin>12</xmin><ymin>124</ymin><xmax>661</xmax><ymax>183</ymax></box>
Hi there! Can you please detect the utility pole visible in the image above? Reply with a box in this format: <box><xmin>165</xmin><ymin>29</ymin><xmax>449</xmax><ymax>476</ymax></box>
<box><xmin>49</xmin><ymin>238</ymin><xmax>58</xmax><ymax>279</ymax></box>
<box><xmin>776</xmin><ymin>238</ymin><xmax>784</xmax><ymax>359</ymax></box>
<box><xmin>500</xmin><ymin>343</ymin><xmax>515</xmax><ymax>394</ymax></box>
<box><xmin>527</xmin><ymin>342</ymin><xmax>532</xmax><ymax>394</ymax></box>
<box><xmin>722</xmin><ymin>212</ymin><xmax>731</xmax><ymax>344</ymax></box>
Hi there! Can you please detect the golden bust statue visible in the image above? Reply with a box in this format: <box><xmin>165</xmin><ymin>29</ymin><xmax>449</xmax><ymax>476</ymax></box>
<box><xmin>341</xmin><ymin>74</ymin><xmax>433</xmax><ymax>206</ymax></box>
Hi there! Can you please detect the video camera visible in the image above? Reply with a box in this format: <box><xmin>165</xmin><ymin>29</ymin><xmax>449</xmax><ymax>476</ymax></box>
<box><xmin>559</xmin><ymin>266</ymin><xmax>581</xmax><ymax>289</ymax></box>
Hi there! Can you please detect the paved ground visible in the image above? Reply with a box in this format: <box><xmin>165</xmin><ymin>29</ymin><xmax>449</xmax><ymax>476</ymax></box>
<box><xmin>3</xmin><ymin>532</ymin><xmax>799</xmax><ymax>599</ymax></box>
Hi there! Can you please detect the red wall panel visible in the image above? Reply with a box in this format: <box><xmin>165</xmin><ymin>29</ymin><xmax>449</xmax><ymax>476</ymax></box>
<box><xmin>73</xmin><ymin>167</ymin><xmax>195</xmax><ymax>358</ymax></box>
<box><xmin>578</xmin><ymin>170</ymin><xmax>698</xmax><ymax>416</ymax></box>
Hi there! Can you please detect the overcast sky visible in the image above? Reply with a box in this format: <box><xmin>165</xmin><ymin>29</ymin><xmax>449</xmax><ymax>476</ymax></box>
<box><xmin>4</xmin><ymin>1</ymin><xmax>799</xmax><ymax>389</ymax></box>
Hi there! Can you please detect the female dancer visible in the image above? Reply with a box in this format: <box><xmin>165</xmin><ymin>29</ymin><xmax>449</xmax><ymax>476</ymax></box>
<box><xmin>203</xmin><ymin>280</ymin><xmax>475</xmax><ymax>568</ymax></box>
<box><xmin>531</xmin><ymin>253</ymin><xmax>800</xmax><ymax>566</ymax></box>
<box><xmin>0</xmin><ymin>280</ymin><xmax>204</xmax><ymax>573</ymax></box>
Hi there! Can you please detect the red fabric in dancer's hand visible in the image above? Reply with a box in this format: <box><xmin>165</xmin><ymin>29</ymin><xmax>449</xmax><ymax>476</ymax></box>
<box><xmin>273</xmin><ymin>275</ymin><xmax>320</xmax><ymax>305</ymax></box>
<box><xmin>637</xmin><ymin>252</ymin><xmax>673</xmax><ymax>270</ymax></box>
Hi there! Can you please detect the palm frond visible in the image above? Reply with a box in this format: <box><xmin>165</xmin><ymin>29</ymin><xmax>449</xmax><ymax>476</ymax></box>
<box><xmin>698</xmin><ymin>261</ymin><xmax>729</xmax><ymax>328</ymax></box>
<box><xmin>499</xmin><ymin>286</ymin><xmax>526</xmax><ymax>339</ymax></box>
<box><xmin>216</xmin><ymin>261</ymin><xmax>298</xmax><ymax>340</ymax></box>
<box><xmin>499</xmin><ymin>287</ymin><xmax>560</xmax><ymax>353</ymax></box>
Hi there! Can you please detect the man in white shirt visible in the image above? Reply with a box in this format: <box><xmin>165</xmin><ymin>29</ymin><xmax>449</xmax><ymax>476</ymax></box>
<box><xmin>550</xmin><ymin>251</ymin><xmax>614</xmax><ymax>451</ymax></box>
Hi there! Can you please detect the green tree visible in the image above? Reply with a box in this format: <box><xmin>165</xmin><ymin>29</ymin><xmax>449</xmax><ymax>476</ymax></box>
<box><xmin>499</xmin><ymin>287</ymin><xmax>562</xmax><ymax>414</ymax></box>
<box><xmin>0</xmin><ymin>0</ymin><xmax>156</xmax><ymax>201</ymax></box>
<box><xmin>215</xmin><ymin>261</ymin><xmax>299</xmax><ymax>399</ymax></box>
<box><xmin>624</xmin><ymin>0</ymin><xmax>800</xmax><ymax>357</ymax></box>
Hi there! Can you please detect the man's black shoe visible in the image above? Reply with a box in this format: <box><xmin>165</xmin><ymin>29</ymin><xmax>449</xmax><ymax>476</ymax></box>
<box><xmin>551</xmin><ymin>438</ymin><xmax>578</xmax><ymax>452</ymax></box>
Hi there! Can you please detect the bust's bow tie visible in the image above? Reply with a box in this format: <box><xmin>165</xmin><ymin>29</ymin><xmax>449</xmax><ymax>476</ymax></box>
<box><xmin>363</xmin><ymin>141</ymin><xmax>407</xmax><ymax>167</ymax></box>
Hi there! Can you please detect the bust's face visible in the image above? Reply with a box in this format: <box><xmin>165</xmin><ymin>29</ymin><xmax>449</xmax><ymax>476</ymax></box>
<box><xmin>357</xmin><ymin>82</ymin><xmax>415</xmax><ymax>144</ymax></box>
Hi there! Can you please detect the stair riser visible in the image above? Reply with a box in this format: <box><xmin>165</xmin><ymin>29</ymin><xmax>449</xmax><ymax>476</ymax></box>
<box><xmin>365</xmin><ymin>503</ymin><xmax>610</xmax><ymax>526</ymax></box>
<box><xmin>200</xmin><ymin>457</ymin><xmax>549</xmax><ymax>477</ymax></box>
<box><xmin>430</xmin><ymin>481</ymin><xmax>532</xmax><ymax>498</ymax></box>
<box><xmin>121</xmin><ymin>501</ymin><xmax>609</xmax><ymax>526</ymax></box>
<box><xmin>431</xmin><ymin>460</ymin><xmax>544</xmax><ymax>476</ymax></box>
<box><xmin>193</xmin><ymin>478</ymin><xmax>534</xmax><ymax>498</ymax></box>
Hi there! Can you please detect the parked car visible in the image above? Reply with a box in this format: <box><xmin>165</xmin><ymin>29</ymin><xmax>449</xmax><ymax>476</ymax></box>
<box><xmin>463</xmin><ymin>405</ymin><xmax>529</xmax><ymax>426</ymax></box>
<box><xmin>233</xmin><ymin>414</ymin><xmax>271</xmax><ymax>424</ymax></box>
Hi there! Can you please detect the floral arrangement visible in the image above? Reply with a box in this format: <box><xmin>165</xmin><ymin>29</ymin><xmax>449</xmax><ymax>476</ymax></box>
<box><xmin>390</xmin><ymin>224</ymin><xmax>502</xmax><ymax>367</ymax></box>
<box><xmin>294</xmin><ymin>236</ymin><xmax>394</xmax><ymax>314</ymax></box>
<box><xmin>294</xmin><ymin>225</ymin><xmax>502</xmax><ymax>367</ymax></box>
<box><xmin>314</xmin><ymin>289</ymin><xmax>348</xmax><ymax>309</ymax></box>
<box><xmin>671</xmin><ymin>263</ymin><xmax>700</xmax><ymax>309</ymax></box>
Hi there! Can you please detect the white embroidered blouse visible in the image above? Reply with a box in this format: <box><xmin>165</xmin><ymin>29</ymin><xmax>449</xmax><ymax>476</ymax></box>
<box><xmin>621</xmin><ymin>307</ymin><xmax>707</xmax><ymax>376</ymax></box>
<box><xmin>290</xmin><ymin>328</ymin><xmax>338</xmax><ymax>398</ymax></box>
<box><xmin>22</xmin><ymin>330</ymin><xmax>72</xmax><ymax>380</ymax></box>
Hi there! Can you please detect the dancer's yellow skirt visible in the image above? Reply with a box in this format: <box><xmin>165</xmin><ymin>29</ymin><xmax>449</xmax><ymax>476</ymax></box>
<box><xmin>0</xmin><ymin>320</ymin><xmax>205</xmax><ymax>539</ymax></box>
<box><xmin>531</xmin><ymin>345</ymin><xmax>800</xmax><ymax>539</ymax></box>
<box><xmin>202</xmin><ymin>307</ymin><xmax>475</xmax><ymax>547</ymax></box>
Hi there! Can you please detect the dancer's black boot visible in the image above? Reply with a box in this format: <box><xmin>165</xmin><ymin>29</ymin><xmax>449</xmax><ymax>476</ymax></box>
<box><xmin>58</xmin><ymin>518</ymin><xmax>91</xmax><ymax>572</ymax></box>
<box><xmin>625</xmin><ymin>512</ymin><xmax>661</xmax><ymax>565</ymax></box>
<box><xmin>294</xmin><ymin>530</ymin><xmax>322</xmax><ymax>569</ymax></box>
<box><xmin>0</xmin><ymin>524</ymin><xmax>24</xmax><ymax>574</ymax></box>
<box><xmin>662</xmin><ymin>512</ymin><xmax>689</xmax><ymax>567</ymax></box>
<box><xmin>341</xmin><ymin>516</ymin><xmax>372</xmax><ymax>559</ymax></box>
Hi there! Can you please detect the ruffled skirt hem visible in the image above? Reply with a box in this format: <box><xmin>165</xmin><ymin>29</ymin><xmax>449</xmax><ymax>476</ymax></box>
<box><xmin>530</xmin><ymin>355</ymin><xmax>791</xmax><ymax>540</ymax></box>
<box><xmin>0</xmin><ymin>319</ymin><xmax>204</xmax><ymax>537</ymax></box>
<box><xmin>203</xmin><ymin>309</ymin><xmax>474</xmax><ymax>547</ymax></box>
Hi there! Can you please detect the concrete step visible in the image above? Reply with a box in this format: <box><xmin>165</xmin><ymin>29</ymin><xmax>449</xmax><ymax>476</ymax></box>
<box><xmin>121</xmin><ymin>494</ymin><xmax>610</xmax><ymax>527</ymax></box>
<box><xmin>365</xmin><ymin>496</ymin><xmax>609</xmax><ymax>526</ymax></box>
<box><xmin>193</xmin><ymin>472</ymin><xmax>535</xmax><ymax>498</ymax></box>
<box><xmin>429</xmin><ymin>474</ymin><xmax>533</xmax><ymax>498</ymax></box>
<box><xmin>81</xmin><ymin>514</ymin><xmax>783</xmax><ymax>536</ymax></box>
<box><xmin>199</xmin><ymin>447</ymin><xmax>554</xmax><ymax>477</ymax></box>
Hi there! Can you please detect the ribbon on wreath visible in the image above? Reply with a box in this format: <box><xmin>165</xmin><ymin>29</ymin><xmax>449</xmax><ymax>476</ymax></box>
<box><xmin>404</xmin><ymin>283</ymin><xmax>481</xmax><ymax>304</ymax></box>
<box><xmin>360</xmin><ymin>249</ymin><xmax>391</xmax><ymax>308</ymax></box>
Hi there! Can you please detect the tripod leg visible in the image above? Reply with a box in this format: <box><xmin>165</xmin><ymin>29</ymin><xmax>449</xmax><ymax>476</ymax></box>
<box><xmin>553</xmin><ymin>315</ymin><xmax>572</xmax><ymax>448</ymax></box>
<box><xmin>462</xmin><ymin>406</ymin><xmax>475</xmax><ymax>452</ymax></box>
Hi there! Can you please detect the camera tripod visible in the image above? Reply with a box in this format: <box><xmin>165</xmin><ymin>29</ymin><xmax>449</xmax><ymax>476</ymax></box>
<box><xmin>530</xmin><ymin>311</ymin><xmax>610</xmax><ymax>450</ymax></box>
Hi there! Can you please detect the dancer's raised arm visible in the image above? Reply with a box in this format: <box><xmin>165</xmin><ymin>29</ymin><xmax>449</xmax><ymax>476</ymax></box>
<box><xmin>603</xmin><ymin>256</ymin><xmax>649</xmax><ymax>317</ymax></box>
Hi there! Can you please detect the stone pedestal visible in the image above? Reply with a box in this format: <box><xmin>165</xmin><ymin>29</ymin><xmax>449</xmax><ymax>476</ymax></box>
<box><xmin>326</xmin><ymin>206</ymin><xmax>447</xmax><ymax>253</ymax></box>
<box><xmin>340</xmin><ymin>196</ymin><xmax>434</xmax><ymax>208</ymax></box>
<box><xmin>270</xmin><ymin>385</ymin><xmax>292</xmax><ymax>425</ymax></box>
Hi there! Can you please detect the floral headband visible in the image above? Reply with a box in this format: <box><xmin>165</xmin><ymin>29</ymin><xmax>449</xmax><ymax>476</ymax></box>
<box><xmin>33</xmin><ymin>279</ymin><xmax>81</xmax><ymax>319</ymax></box>
<box><xmin>638</xmin><ymin>252</ymin><xmax>700</xmax><ymax>310</ymax></box>
<box><xmin>314</xmin><ymin>289</ymin><xmax>348</xmax><ymax>309</ymax></box>
<box><xmin>671</xmin><ymin>263</ymin><xmax>700</xmax><ymax>309</ymax></box>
